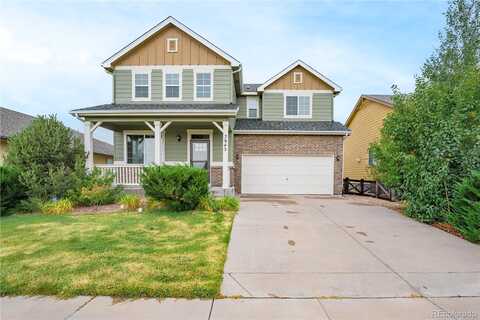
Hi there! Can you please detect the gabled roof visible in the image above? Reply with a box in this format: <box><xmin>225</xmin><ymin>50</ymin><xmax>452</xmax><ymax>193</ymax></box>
<box><xmin>102</xmin><ymin>16</ymin><xmax>241</xmax><ymax>69</ymax></box>
<box><xmin>0</xmin><ymin>107</ymin><xmax>113</xmax><ymax>156</ymax></box>
<box><xmin>345</xmin><ymin>94</ymin><xmax>393</xmax><ymax>127</ymax></box>
<box><xmin>257</xmin><ymin>60</ymin><xmax>342</xmax><ymax>93</ymax></box>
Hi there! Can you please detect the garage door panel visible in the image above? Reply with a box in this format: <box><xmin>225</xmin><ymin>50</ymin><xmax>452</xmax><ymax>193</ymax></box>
<box><xmin>242</xmin><ymin>155</ymin><xmax>334</xmax><ymax>195</ymax></box>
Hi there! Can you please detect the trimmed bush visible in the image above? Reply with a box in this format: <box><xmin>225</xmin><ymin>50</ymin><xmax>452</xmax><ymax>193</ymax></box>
<box><xmin>141</xmin><ymin>165</ymin><xmax>209</xmax><ymax>211</ymax></box>
<box><xmin>68</xmin><ymin>168</ymin><xmax>123</xmax><ymax>206</ymax></box>
<box><xmin>119</xmin><ymin>194</ymin><xmax>142</xmax><ymax>211</ymax></box>
<box><xmin>448</xmin><ymin>171</ymin><xmax>480</xmax><ymax>243</ymax></box>
<box><xmin>0</xmin><ymin>166</ymin><xmax>27</xmax><ymax>215</ymax></box>
<box><xmin>41</xmin><ymin>199</ymin><xmax>74</xmax><ymax>215</ymax></box>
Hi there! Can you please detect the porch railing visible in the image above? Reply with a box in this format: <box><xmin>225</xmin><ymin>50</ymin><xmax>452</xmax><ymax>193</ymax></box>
<box><xmin>96</xmin><ymin>164</ymin><xmax>145</xmax><ymax>186</ymax></box>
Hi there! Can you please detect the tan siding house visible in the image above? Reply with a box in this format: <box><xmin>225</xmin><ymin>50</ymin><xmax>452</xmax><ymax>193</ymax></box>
<box><xmin>343</xmin><ymin>95</ymin><xmax>393</xmax><ymax>180</ymax></box>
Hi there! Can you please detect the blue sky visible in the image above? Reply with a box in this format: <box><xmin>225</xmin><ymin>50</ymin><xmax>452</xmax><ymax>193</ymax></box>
<box><xmin>0</xmin><ymin>0</ymin><xmax>447</xmax><ymax>143</ymax></box>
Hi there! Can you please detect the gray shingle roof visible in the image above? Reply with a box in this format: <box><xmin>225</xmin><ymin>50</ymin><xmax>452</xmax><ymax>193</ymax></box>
<box><xmin>0</xmin><ymin>107</ymin><xmax>113</xmax><ymax>156</ymax></box>
<box><xmin>234</xmin><ymin>119</ymin><xmax>349</xmax><ymax>133</ymax></box>
<box><xmin>71</xmin><ymin>103</ymin><xmax>238</xmax><ymax>112</ymax></box>
<box><xmin>363</xmin><ymin>95</ymin><xmax>393</xmax><ymax>106</ymax></box>
<box><xmin>242</xmin><ymin>84</ymin><xmax>262</xmax><ymax>93</ymax></box>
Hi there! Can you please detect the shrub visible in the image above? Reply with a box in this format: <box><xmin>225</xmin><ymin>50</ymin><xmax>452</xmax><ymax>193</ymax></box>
<box><xmin>448</xmin><ymin>171</ymin><xmax>480</xmax><ymax>243</ymax></box>
<box><xmin>16</xmin><ymin>198</ymin><xmax>43</xmax><ymax>213</ymax></box>
<box><xmin>145</xmin><ymin>197</ymin><xmax>164</xmax><ymax>210</ymax></box>
<box><xmin>141</xmin><ymin>164</ymin><xmax>209</xmax><ymax>211</ymax></box>
<box><xmin>119</xmin><ymin>194</ymin><xmax>142</xmax><ymax>211</ymax></box>
<box><xmin>0</xmin><ymin>166</ymin><xmax>27</xmax><ymax>215</ymax></box>
<box><xmin>5</xmin><ymin>115</ymin><xmax>85</xmax><ymax>200</ymax></box>
<box><xmin>217</xmin><ymin>196</ymin><xmax>240</xmax><ymax>212</ymax></box>
<box><xmin>41</xmin><ymin>199</ymin><xmax>74</xmax><ymax>215</ymax></box>
<box><xmin>76</xmin><ymin>185</ymin><xmax>122</xmax><ymax>207</ymax></box>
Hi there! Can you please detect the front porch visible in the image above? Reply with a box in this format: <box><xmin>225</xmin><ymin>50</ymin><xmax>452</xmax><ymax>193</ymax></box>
<box><xmin>82</xmin><ymin>117</ymin><xmax>235</xmax><ymax>194</ymax></box>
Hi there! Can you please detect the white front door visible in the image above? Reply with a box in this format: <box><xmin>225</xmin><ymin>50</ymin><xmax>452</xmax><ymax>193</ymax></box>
<box><xmin>241</xmin><ymin>155</ymin><xmax>334</xmax><ymax>195</ymax></box>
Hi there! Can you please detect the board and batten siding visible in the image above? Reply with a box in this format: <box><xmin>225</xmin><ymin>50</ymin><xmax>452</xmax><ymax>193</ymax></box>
<box><xmin>113</xmin><ymin>68</ymin><xmax>232</xmax><ymax>104</ymax></box>
<box><xmin>262</xmin><ymin>92</ymin><xmax>333</xmax><ymax>121</ymax></box>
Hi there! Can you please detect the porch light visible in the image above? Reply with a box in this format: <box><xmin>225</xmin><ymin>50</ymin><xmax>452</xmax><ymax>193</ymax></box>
<box><xmin>176</xmin><ymin>134</ymin><xmax>182</xmax><ymax>142</ymax></box>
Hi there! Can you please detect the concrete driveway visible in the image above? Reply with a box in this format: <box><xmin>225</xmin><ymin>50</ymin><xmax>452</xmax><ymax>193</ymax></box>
<box><xmin>221</xmin><ymin>196</ymin><xmax>480</xmax><ymax>317</ymax></box>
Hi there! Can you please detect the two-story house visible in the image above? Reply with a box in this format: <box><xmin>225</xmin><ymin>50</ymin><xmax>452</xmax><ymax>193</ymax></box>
<box><xmin>70</xmin><ymin>16</ymin><xmax>349</xmax><ymax>195</ymax></box>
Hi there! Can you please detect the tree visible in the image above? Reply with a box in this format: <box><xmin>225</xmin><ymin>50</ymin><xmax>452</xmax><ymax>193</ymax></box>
<box><xmin>372</xmin><ymin>0</ymin><xmax>480</xmax><ymax>222</ymax></box>
<box><xmin>6</xmin><ymin>115</ymin><xmax>86</xmax><ymax>200</ymax></box>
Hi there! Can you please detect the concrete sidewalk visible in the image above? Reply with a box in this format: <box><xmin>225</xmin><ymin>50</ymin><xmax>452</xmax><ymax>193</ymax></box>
<box><xmin>2</xmin><ymin>296</ymin><xmax>480</xmax><ymax>320</ymax></box>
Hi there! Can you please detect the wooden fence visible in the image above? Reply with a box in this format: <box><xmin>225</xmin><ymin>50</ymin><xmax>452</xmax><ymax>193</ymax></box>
<box><xmin>343</xmin><ymin>178</ymin><xmax>394</xmax><ymax>201</ymax></box>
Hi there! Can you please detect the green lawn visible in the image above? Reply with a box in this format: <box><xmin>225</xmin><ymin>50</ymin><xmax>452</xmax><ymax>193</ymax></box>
<box><xmin>0</xmin><ymin>209</ymin><xmax>236</xmax><ymax>298</ymax></box>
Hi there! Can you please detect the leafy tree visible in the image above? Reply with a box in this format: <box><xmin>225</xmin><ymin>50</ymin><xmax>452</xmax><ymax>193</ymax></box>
<box><xmin>372</xmin><ymin>0</ymin><xmax>480</xmax><ymax>222</ymax></box>
<box><xmin>6</xmin><ymin>115</ymin><xmax>86</xmax><ymax>200</ymax></box>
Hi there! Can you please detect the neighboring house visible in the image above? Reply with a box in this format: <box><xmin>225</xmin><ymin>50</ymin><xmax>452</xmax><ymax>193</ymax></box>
<box><xmin>70</xmin><ymin>16</ymin><xmax>349</xmax><ymax>195</ymax></box>
<box><xmin>0</xmin><ymin>107</ymin><xmax>114</xmax><ymax>164</ymax></box>
<box><xmin>343</xmin><ymin>95</ymin><xmax>393</xmax><ymax>180</ymax></box>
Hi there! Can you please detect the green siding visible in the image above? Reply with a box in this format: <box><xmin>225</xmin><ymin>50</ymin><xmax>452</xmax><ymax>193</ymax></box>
<box><xmin>262</xmin><ymin>92</ymin><xmax>284</xmax><ymax>120</ymax></box>
<box><xmin>113</xmin><ymin>68</ymin><xmax>233</xmax><ymax>104</ymax></box>
<box><xmin>151</xmin><ymin>69</ymin><xmax>163</xmax><ymax>101</ymax></box>
<box><xmin>237</xmin><ymin>96</ymin><xmax>247</xmax><ymax>118</ymax></box>
<box><xmin>213</xmin><ymin>69</ymin><xmax>232</xmax><ymax>103</ymax></box>
<box><xmin>312</xmin><ymin>93</ymin><xmax>333</xmax><ymax>121</ymax></box>
<box><xmin>182</xmin><ymin>69</ymin><xmax>193</xmax><ymax>101</ymax></box>
<box><xmin>113</xmin><ymin>70</ymin><xmax>132</xmax><ymax>104</ymax></box>
<box><xmin>164</xmin><ymin>123</ymin><xmax>233</xmax><ymax>162</ymax></box>
<box><xmin>262</xmin><ymin>92</ymin><xmax>333</xmax><ymax>121</ymax></box>
<box><xmin>113</xmin><ymin>131</ymin><xmax>124</xmax><ymax>162</ymax></box>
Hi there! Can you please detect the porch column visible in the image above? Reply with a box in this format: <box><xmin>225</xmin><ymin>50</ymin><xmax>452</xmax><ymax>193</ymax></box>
<box><xmin>222</xmin><ymin>120</ymin><xmax>230</xmax><ymax>188</ymax></box>
<box><xmin>84</xmin><ymin>121</ymin><xmax>94</xmax><ymax>170</ymax></box>
<box><xmin>154</xmin><ymin>121</ymin><xmax>162</xmax><ymax>165</ymax></box>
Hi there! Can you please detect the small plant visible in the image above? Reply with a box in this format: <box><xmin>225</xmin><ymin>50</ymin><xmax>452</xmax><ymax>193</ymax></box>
<box><xmin>76</xmin><ymin>184</ymin><xmax>122</xmax><ymax>207</ymax></box>
<box><xmin>197</xmin><ymin>194</ymin><xmax>220</xmax><ymax>212</ymax></box>
<box><xmin>448</xmin><ymin>171</ymin><xmax>480</xmax><ymax>243</ymax></box>
<box><xmin>119</xmin><ymin>194</ymin><xmax>142</xmax><ymax>211</ymax></box>
<box><xmin>41</xmin><ymin>199</ymin><xmax>74</xmax><ymax>215</ymax></box>
<box><xmin>217</xmin><ymin>196</ymin><xmax>240</xmax><ymax>212</ymax></box>
<box><xmin>145</xmin><ymin>197</ymin><xmax>164</xmax><ymax>210</ymax></box>
<box><xmin>141</xmin><ymin>164</ymin><xmax>209</xmax><ymax>211</ymax></box>
<box><xmin>197</xmin><ymin>195</ymin><xmax>239</xmax><ymax>213</ymax></box>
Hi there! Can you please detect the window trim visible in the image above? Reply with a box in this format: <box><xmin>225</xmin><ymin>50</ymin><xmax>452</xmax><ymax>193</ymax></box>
<box><xmin>283</xmin><ymin>93</ymin><xmax>312</xmax><ymax>119</ymax></box>
<box><xmin>193</xmin><ymin>69</ymin><xmax>214</xmax><ymax>101</ymax></box>
<box><xmin>163</xmin><ymin>69</ymin><xmax>182</xmax><ymax>101</ymax></box>
<box><xmin>293</xmin><ymin>72</ymin><xmax>303</xmax><ymax>84</ymax></box>
<box><xmin>131</xmin><ymin>70</ymin><xmax>151</xmax><ymax>101</ymax></box>
<box><xmin>123</xmin><ymin>130</ymin><xmax>155</xmax><ymax>165</ymax></box>
<box><xmin>246</xmin><ymin>96</ymin><xmax>259</xmax><ymax>118</ymax></box>
<box><xmin>166</xmin><ymin>38</ymin><xmax>178</xmax><ymax>53</ymax></box>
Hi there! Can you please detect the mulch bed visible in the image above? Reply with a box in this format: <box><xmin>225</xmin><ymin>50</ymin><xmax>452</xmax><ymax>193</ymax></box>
<box><xmin>432</xmin><ymin>222</ymin><xmax>464</xmax><ymax>239</ymax></box>
<box><xmin>72</xmin><ymin>204</ymin><xmax>123</xmax><ymax>215</ymax></box>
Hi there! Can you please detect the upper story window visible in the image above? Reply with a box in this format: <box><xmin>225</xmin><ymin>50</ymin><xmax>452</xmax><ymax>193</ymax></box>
<box><xmin>132</xmin><ymin>70</ymin><xmax>150</xmax><ymax>100</ymax></box>
<box><xmin>164</xmin><ymin>72</ymin><xmax>181</xmax><ymax>100</ymax></box>
<box><xmin>167</xmin><ymin>38</ymin><xmax>178</xmax><ymax>53</ymax></box>
<box><xmin>285</xmin><ymin>95</ymin><xmax>311</xmax><ymax>118</ymax></box>
<box><xmin>247</xmin><ymin>96</ymin><xmax>259</xmax><ymax>118</ymax></box>
<box><xmin>293</xmin><ymin>72</ymin><xmax>303</xmax><ymax>84</ymax></box>
<box><xmin>195</xmin><ymin>72</ymin><xmax>212</xmax><ymax>100</ymax></box>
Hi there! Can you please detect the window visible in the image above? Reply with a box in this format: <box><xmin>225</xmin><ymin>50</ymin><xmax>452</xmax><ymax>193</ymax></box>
<box><xmin>368</xmin><ymin>148</ymin><xmax>376</xmax><ymax>166</ymax></box>
<box><xmin>167</xmin><ymin>38</ymin><xmax>178</xmax><ymax>53</ymax></box>
<box><xmin>247</xmin><ymin>96</ymin><xmax>258</xmax><ymax>118</ymax></box>
<box><xmin>195</xmin><ymin>72</ymin><xmax>212</xmax><ymax>99</ymax></box>
<box><xmin>165</xmin><ymin>72</ymin><xmax>180</xmax><ymax>99</ymax></box>
<box><xmin>133</xmin><ymin>71</ymin><xmax>150</xmax><ymax>100</ymax></box>
<box><xmin>126</xmin><ymin>134</ymin><xmax>154</xmax><ymax>164</ymax></box>
<box><xmin>293</xmin><ymin>72</ymin><xmax>303</xmax><ymax>84</ymax></box>
<box><xmin>285</xmin><ymin>95</ymin><xmax>311</xmax><ymax>117</ymax></box>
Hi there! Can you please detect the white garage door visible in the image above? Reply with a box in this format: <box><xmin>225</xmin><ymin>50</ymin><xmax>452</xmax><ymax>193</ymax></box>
<box><xmin>242</xmin><ymin>155</ymin><xmax>334</xmax><ymax>195</ymax></box>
